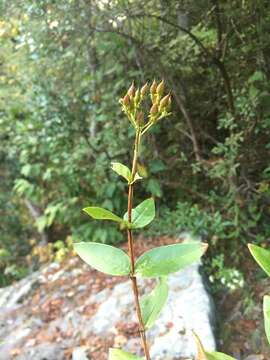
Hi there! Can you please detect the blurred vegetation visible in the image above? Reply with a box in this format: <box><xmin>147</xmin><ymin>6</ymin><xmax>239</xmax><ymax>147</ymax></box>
<box><xmin>1</xmin><ymin>0</ymin><xmax>270</xmax><ymax>289</ymax></box>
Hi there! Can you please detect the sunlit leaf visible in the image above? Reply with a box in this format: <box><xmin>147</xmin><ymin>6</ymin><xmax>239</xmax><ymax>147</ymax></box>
<box><xmin>83</xmin><ymin>207</ymin><xmax>123</xmax><ymax>223</ymax></box>
<box><xmin>140</xmin><ymin>277</ymin><xmax>168</xmax><ymax>329</ymax></box>
<box><xmin>135</xmin><ymin>242</ymin><xmax>207</xmax><ymax>278</ymax></box>
<box><xmin>264</xmin><ymin>295</ymin><xmax>270</xmax><ymax>345</ymax></box>
<box><xmin>109</xmin><ymin>348</ymin><xmax>143</xmax><ymax>359</ymax></box>
<box><xmin>21</xmin><ymin>164</ymin><xmax>32</xmax><ymax>176</ymax></box>
<box><xmin>194</xmin><ymin>331</ymin><xmax>235</xmax><ymax>360</ymax></box>
<box><xmin>205</xmin><ymin>352</ymin><xmax>236</xmax><ymax>360</ymax></box>
<box><xmin>248</xmin><ymin>244</ymin><xmax>270</xmax><ymax>276</ymax></box>
<box><xmin>111</xmin><ymin>162</ymin><xmax>131</xmax><ymax>183</ymax></box>
<box><xmin>124</xmin><ymin>198</ymin><xmax>155</xmax><ymax>229</ymax></box>
<box><xmin>74</xmin><ymin>242</ymin><xmax>130</xmax><ymax>276</ymax></box>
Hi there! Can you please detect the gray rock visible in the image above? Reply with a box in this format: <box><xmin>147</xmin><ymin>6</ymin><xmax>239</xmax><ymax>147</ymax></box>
<box><xmin>89</xmin><ymin>262</ymin><xmax>216</xmax><ymax>359</ymax></box>
<box><xmin>0</xmin><ymin>271</ymin><xmax>40</xmax><ymax>308</ymax></box>
<box><xmin>149</xmin><ymin>264</ymin><xmax>215</xmax><ymax>359</ymax></box>
<box><xmin>15</xmin><ymin>342</ymin><xmax>65</xmax><ymax>360</ymax></box>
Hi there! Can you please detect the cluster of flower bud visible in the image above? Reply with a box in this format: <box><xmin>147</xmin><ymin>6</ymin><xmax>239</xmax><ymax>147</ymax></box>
<box><xmin>120</xmin><ymin>81</ymin><xmax>148</xmax><ymax>127</ymax></box>
<box><xmin>149</xmin><ymin>79</ymin><xmax>171</xmax><ymax>123</ymax></box>
<box><xmin>119</xmin><ymin>79</ymin><xmax>171</xmax><ymax>130</ymax></box>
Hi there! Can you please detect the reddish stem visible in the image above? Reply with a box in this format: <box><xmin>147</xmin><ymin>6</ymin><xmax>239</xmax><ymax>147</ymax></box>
<box><xmin>127</xmin><ymin>130</ymin><xmax>151</xmax><ymax>360</ymax></box>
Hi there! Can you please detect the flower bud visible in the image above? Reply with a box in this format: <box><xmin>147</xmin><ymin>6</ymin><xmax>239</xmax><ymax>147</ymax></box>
<box><xmin>156</xmin><ymin>79</ymin><xmax>165</xmax><ymax>95</ymax></box>
<box><xmin>167</xmin><ymin>96</ymin><xmax>172</xmax><ymax>110</ymax></box>
<box><xmin>136</xmin><ymin>111</ymin><xmax>144</xmax><ymax>126</ymax></box>
<box><xmin>127</xmin><ymin>82</ymin><xmax>135</xmax><ymax>98</ymax></box>
<box><xmin>159</xmin><ymin>93</ymin><xmax>170</xmax><ymax>109</ymax></box>
<box><xmin>134</xmin><ymin>89</ymin><xmax>140</xmax><ymax>104</ymax></box>
<box><xmin>140</xmin><ymin>82</ymin><xmax>148</xmax><ymax>96</ymax></box>
<box><xmin>150</xmin><ymin>79</ymin><xmax>157</xmax><ymax>94</ymax></box>
<box><xmin>122</xmin><ymin>94</ymin><xmax>130</xmax><ymax>107</ymax></box>
<box><xmin>150</xmin><ymin>103</ymin><xmax>159</xmax><ymax>115</ymax></box>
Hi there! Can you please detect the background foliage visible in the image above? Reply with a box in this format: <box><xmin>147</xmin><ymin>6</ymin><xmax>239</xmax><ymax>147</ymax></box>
<box><xmin>1</xmin><ymin>0</ymin><xmax>270</xmax><ymax>293</ymax></box>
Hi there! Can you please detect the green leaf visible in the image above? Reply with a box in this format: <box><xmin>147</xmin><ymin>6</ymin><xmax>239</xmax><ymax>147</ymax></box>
<box><xmin>73</xmin><ymin>242</ymin><xmax>130</xmax><ymax>276</ymax></box>
<box><xmin>83</xmin><ymin>207</ymin><xmax>123</xmax><ymax>223</ymax></box>
<box><xmin>111</xmin><ymin>162</ymin><xmax>131</xmax><ymax>183</ymax></box>
<box><xmin>135</xmin><ymin>242</ymin><xmax>208</xmax><ymax>278</ymax></box>
<box><xmin>194</xmin><ymin>331</ymin><xmax>235</xmax><ymax>360</ymax></box>
<box><xmin>124</xmin><ymin>198</ymin><xmax>155</xmax><ymax>229</ymax></box>
<box><xmin>21</xmin><ymin>164</ymin><xmax>32</xmax><ymax>176</ymax></box>
<box><xmin>140</xmin><ymin>277</ymin><xmax>168</xmax><ymax>329</ymax></box>
<box><xmin>248</xmin><ymin>70</ymin><xmax>264</xmax><ymax>83</ymax></box>
<box><xmin>111</xmin><ymin>162</ymin><xmax>142</xmax><ymax>184</ymax></box>
<box><xmin>150</xmin><ymin>159</ymin><xmax>166</xmax><ymax>173</ymax></box>
<box><xmin>264</xmin><ymin>295</ymin><xmax>270</xmax><ymax>345</ymax></box>
<box><xmin>248</xmin><ymin>244</ymin><xmax>270</xmax><ymax>276</ymax></box>
<box><xmin>205</xmin><ymin>352</ymin><xmax>236</xmax><ymax>360</ymax></box>
<box><xmin>109</xmin><ymin>348</ymin><xmax>143</xmax><ymax>359</ymax></box>
<box><xmin>146</xmin><ymin>178</ymin><xmax>162</xmax><ymax>197</ymax></box>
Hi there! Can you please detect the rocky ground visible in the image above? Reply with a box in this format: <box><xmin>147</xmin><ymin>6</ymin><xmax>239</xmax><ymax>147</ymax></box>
<box><xmin>0</xmin><ymin>235</ymin><xmax>216</xmax><ymax>360</ymax></box>
<box><xmin>0</xmin><ymin>235</ymin><xmax>269</xmax><ymax>360</ymax></box>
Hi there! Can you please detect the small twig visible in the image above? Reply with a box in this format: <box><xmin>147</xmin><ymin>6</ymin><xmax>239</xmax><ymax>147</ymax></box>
<box><xmin>212</xmin><ymin>0</ymin><xmax>223</xmax><ymax>59</ymax></box>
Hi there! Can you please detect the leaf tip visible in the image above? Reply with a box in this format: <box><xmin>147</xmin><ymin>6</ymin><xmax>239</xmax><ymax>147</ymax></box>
<box><xmin>73</xmin><ymin>242</ymin><xmax>81</xmax><ymax>251</ymax></box>
<box><xmin>202</xmin><ymin>242</ymin><xmax>208</xmax><ymax>254</ymax></box>
<box><xmin>150</xmin><ymin>196</ymin><xmax>155</xmax><ymax>205</ymax></box>
<box><xmin>247</xmin><ymin>243</ymin><xmax>253</xmax><ymax>252</ymax></box>
<box><xmin>192</xmin><ymin>331</ymin><xmax>207</xmax><ymax>360</ymax></box>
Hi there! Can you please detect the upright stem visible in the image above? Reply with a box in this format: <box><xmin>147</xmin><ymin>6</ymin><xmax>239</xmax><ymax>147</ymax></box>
<box><xmin>127</xmin><ymin>129</ymin><xmax>151</xmax><ymax>360</ymax></box>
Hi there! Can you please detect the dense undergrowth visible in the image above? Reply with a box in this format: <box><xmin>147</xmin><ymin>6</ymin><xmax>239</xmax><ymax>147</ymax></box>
<box><xmin>1</xmin><ymin>0</ymin><xmax>270</xmax><ymax>306</ymax></box>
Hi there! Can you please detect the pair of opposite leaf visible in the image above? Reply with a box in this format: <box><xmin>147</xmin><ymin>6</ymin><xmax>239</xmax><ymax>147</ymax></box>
<box><xmin>83</xmin><ymin>162</ymin><xmax>152</xmax><ymax>230</ymax></box>
<box><xmin>83</xmin><ymin>197</ymin><xmax>155</xmax><ymax>230</ymax></box>
<box><xmin>73</xmin><ymin>241</ymin><xmax>207</xmax><ymax>278</ymax></box>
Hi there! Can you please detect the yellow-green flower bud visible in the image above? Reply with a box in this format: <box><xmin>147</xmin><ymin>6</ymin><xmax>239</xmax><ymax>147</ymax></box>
<box><xmin>134</xmin><ymin>89</ymin><xmax>140</xmax><ymax>104</ymax></box>
<box><xmin>150</xmin><ymin>103</ymin><xmax>159</xmax><ymax>115</ymax></box>
<box><xmin>156</xmin><ymin>79</ymin><xmax>165</xmax><ymax>95</ymax></box>
<box><xmin>122</xmin><ymin>94</ymin><xmax>130</xmax><ymax>107</ymax></box>
<box><xmin>127</xmin><ymin>82</ymin><xmax>135</xmax><ymax>98</ymax></box>
<box><xmin>159</xmin><ymin>93</ymin><xmax>170</xmax><ymax>109</ymax></box>
<box><xmin>167</xmin><ymin>95</ymin><xmax>172</xmax><ymax>110</ymax></box>
<box><xmin>150</xmin><ymin>79</ymin><xmax>157</xmax><ymax>94</ymax></box>
<box><xmin>140</xmin><ymin>82</ymin><xmax>149</xmax><ymax>96</ymax></box>
<box><xmin>136</xmin><ymin>111</ymin><xmax>144</xmax><ymax>127</ymax></box>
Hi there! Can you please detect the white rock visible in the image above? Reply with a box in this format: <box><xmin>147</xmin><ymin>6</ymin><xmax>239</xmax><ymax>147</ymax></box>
<box><xmin>0</xmin><ymin>236</ymin><xmax>216</xmax><ymax>359</ymax></box>
<box><xmin>88</xmin><ymin>262</ymin><xmax>216</xmax><ymax>358</ymax></box>
<box><xmin>72</xmin><ymin>347</ymin><xmax>89</xmax><ymax>360</ymax></box>
<box><xmin>0</xmin><ymin>274</ymin><xmax>39</xmax><ymax>308</ymax></box>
